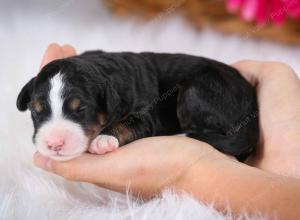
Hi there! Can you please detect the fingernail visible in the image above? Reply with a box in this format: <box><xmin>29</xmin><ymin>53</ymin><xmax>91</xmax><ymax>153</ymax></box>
<box><xmin>33</xmin><ymin>152</ymin><xmax>52</xmax><ymax>171</ymax></box>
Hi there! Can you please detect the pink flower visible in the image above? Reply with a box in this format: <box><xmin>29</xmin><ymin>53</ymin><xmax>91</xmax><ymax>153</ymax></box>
<box><xmin>226</xmin><ymin>0</ymin><xmax>300</xmax><ymax>26</ymax></box>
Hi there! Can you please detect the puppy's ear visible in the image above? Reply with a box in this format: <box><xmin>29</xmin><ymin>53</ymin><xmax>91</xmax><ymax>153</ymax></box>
<box><xmin>16</xmin><ymin>77</ymin><xmax>36</xmax><ymax>111</ymax></box>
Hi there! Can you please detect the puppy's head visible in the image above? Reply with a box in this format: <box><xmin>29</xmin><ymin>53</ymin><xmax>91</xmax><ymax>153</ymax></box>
<box><xmin>17</xmin><ymin>58</ymin><xmax>120</xmax><ymax>161</ymax></box>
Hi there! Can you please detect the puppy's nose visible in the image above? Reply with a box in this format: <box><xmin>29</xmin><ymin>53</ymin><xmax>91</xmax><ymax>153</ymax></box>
<box><xmin>47</xmin><ymin>138</ymin><xmax>65</xmax><ymax>152</ymax></box>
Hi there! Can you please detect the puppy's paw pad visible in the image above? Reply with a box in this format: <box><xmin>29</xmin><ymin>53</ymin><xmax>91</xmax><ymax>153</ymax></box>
<box><xmin>88</xmin><ymin>135</ymin><xmax>119</xmax><ymax>155</ymax></box>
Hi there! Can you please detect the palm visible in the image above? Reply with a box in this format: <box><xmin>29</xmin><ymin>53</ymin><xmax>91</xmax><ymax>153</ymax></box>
<box><xmin>65</xmin><ymin>136</ymin><xmax>225</xmax><ymax>197</ymax></box>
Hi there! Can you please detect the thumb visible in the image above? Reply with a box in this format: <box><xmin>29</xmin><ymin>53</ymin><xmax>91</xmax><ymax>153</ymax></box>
<box><xmin>33</xmin><ymin>152</ymin><xmax>110</xmax><ymax>182</ymax></box>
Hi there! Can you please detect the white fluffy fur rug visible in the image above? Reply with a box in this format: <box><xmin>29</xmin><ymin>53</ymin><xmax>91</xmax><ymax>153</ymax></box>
<box><xmin>1</xmin><ymin>0</ymin><xmax>299</xmax><ymax>219</ymax></box>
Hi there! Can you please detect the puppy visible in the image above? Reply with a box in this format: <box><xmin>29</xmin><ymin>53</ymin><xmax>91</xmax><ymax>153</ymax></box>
<box><xmin>17</xmin><ymin>51</ymin><xmax>258</xmax><ymax>161</ymax></box>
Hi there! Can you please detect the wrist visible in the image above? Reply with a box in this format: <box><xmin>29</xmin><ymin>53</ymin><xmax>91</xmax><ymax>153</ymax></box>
<box><xmin>173</xmin><ymin>158</ymin><xmax>245</xmax><ymax>216</ymax></box>
<box><xmin>172</xmin><ymin>144</ymin><xmax>237</xmax><ymax>202</ymax></box>
<box><xmin>173</xmin><ymin>152</ymin><xmax>300</xmax><ymax>219</ymax></box>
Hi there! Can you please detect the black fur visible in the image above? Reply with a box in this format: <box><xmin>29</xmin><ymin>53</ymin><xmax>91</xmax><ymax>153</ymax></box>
<box><xmin>17</xmin><ymin>51</ymin><xmax>259</xmax><ymax>160</ymax></box>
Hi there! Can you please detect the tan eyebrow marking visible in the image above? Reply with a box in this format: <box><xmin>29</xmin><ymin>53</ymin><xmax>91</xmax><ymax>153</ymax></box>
<box><xmin>68</xmin><ymin>98</ymin><xmax>81</xmax><ymax>110</ymax></box>
<box><xmin>86</xmin><ymin>113</ymin><xmax>106</xmax><ymax>146</ymax></box>
<box><xmin>110</xmin><ymin>123</ymin><xmax>134</xmax><ymax>146</ymax></box>
<box><xmin>86</xmin><ymin>124</ymin><xmax>103</xmax><ymax>145</ymax></box>
<box><xmin>33</xmin><ymin>100</ymin><xmax>43</xmax><ymax>113</ymax></box>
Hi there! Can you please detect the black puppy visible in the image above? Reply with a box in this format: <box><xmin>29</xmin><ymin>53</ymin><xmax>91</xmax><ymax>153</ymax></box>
<box><xmin>17</xmin><ymin>51</ymin><xmax>258</xmax><ymax>161</ymax></box>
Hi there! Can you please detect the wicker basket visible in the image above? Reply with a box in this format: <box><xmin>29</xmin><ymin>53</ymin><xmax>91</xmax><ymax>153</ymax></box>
<box><xmin>104</xmin><ymin>0</ymin><xmax>300</xmax><ymax>45</ymax></box>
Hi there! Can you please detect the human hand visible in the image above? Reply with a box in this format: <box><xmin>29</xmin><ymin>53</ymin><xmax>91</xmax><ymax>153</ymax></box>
<box><xmin>34</xmin><ymin>133</ymin><xmax>231</xmax><ymax>198</ymax></box>
<box><xmin>232</xmin><ymin>60</ymin><xmax>300</xmax><ymax>177</ymax></box>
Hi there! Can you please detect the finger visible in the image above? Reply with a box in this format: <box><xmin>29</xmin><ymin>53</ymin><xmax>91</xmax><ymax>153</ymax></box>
<box><xmin>256</xmin><ymin>63</ymin><xmax>300</xmax><ymax>124</ymax></box>
<box><xmin>33</xmin><ymin>152</ymin><xmax>113</xmax><ymax>183</ymax></box>
<box><xmin>33</xmin><ymin>152</ymin><xmax>52</xmax><ymax>171</ymax></box>
<box><xmin>62</xmin><ymin>44</ymin><xmax>77</xmax><ymax>58</ymax></box>
<box><xmin>231</xmin><ymin>60</ymin><xmax>264</xmax><ymax>86</ymax></box>
<box><xmin>40</xmin><ymin>43</ymin><xmax>64</xmax><ymax>69</ymax></box>
<box><xmin>231</xmin><ymin>60</ymin><xmax>300</xmax><ymax>151</ymax></box>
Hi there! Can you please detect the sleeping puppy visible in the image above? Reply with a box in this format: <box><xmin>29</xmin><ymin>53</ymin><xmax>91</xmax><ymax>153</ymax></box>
<box><xmin>17</xmin><ymin>51</ymin><xmax>258</xmax><ymax>161</ymax></box>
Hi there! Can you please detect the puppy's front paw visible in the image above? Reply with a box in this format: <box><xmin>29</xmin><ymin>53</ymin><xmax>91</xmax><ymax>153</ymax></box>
<box><xmin>88</xmin><ymin>135</ymin><xmax>119</xmax><ymax>155</ymax></box>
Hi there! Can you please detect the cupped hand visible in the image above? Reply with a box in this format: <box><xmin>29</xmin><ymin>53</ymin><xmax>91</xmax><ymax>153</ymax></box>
<box><xmin>232</xmin><ymin>61</ymin><xmax>300</xmax><ymax>177</ymax></box>
<box><xmin>34</xmin><ymin>135</ymin><xmax>230</xmax><ymax>198</ymax></box>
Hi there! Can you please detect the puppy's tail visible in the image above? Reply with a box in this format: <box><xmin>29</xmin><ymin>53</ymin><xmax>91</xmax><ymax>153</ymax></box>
<box><xmin>187</xmin><ymin>119</ymin><xmax>258</xmax><ymax>161</ymax></box>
